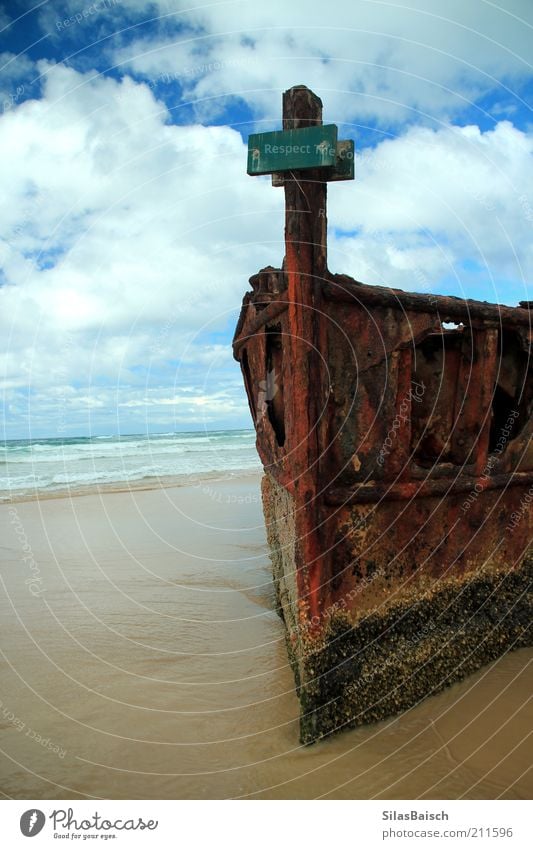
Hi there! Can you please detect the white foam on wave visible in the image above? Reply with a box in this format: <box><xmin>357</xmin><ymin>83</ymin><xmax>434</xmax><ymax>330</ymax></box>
<box><xmin>1</xmin><ymin>431</ymin><xmax>260</xmax><ymax>496</ymax></box>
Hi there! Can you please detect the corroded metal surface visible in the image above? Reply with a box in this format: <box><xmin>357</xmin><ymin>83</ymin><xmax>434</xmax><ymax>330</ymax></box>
<box><xmin>233</xmin><ymin>86</ymin><xmax>533</xmax><ymax>743</ymax></box>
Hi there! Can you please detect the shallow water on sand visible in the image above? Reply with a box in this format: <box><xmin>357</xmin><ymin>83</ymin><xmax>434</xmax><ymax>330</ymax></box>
<box><xmin>0</xmin><ymin>477</ymin><xmax>531</xmax><ymax>799</ymax></box>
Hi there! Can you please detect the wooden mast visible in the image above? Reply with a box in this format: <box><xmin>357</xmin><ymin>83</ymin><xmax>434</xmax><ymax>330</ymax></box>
<box><xmin>282</xmin><ymin>86</ymin><xmax>328</xmax><ymax>626</ymax></box>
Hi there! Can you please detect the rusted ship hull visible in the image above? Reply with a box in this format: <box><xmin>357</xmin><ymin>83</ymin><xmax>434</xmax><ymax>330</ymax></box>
<box><xmin>234</xmin><ymin>87</ymin><xmax>533</xmax><ymax>743</ymax></box>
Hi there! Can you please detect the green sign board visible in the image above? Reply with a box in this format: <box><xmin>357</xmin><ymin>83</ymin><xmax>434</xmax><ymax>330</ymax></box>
<box><xmin>270</xmin><ymin>137</ymin><xmax>355</xmax><ymax>185</ymax></box>
<box><xmin>247</xmin><ymin>124</ymin><xmax>338</xmax><ymax>175</ymax></box>
<box><xmin>330</xmin><ymin>139</ymin><xmax>355</xmax><ymax>181</ymax></box>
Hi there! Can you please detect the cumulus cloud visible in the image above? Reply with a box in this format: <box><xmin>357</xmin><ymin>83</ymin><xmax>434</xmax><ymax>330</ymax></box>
<box><xmin>0</xmin><ymin>61</ymin><xmax>283</xmax><ymax>435</ymax></box>
<box><xmin>1</xmin><ymin>2</ymin><xmax>532</xmax><ymax>437</ymax></box>
<box><xmin>112</xmin><ymin>0</ymin><xmax>533</xmax><ymax>125</ymax></box>
<box><xmin>328</xmin><ymin>119</ymin><xmax>533</xmax><ymax>301</ymax></box>
<box><xmin>0</xmin><ymin>51</ymin><xmax>36</xmax><ymax>111</ymax></box>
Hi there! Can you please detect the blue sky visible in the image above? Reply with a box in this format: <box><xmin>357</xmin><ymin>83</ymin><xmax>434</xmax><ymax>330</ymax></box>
<box><xmin>1</xmin><ymin>0</ymin><xmax>532</xmax><ymax>438</ymax></box>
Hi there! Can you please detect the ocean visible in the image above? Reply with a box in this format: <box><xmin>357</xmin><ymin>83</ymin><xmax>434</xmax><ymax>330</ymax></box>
<box><xmin>0</xmin><ymin>430</ymin><xmax>260</xmax><ymax>500</ymax></box>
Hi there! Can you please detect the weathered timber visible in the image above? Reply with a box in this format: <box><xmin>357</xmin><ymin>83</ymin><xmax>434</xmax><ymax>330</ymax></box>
<box><xmin>234</xmin><ymin>85</ymin><xmax>533</xmax><ymax>743</ymax></box>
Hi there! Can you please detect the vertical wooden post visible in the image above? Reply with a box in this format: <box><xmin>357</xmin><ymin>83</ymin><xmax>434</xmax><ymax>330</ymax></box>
<box><xmin>283</xmin><ymin>85</ymin><xmax>328</xmax><ymax>276</ymax></box>
<box><xmin>282</xmin><ymin>86</ymin><xmax>328</xmax><ymax>625</ymax></box>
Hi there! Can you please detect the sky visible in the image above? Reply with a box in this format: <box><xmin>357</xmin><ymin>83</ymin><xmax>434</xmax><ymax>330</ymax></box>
<box><xmin>1</xmin><ymin>0</ymin><xmax>532</xmax><ymax>439</ymax></box>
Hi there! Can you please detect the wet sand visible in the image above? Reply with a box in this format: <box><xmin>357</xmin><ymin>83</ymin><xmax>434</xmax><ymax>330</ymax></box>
<box><xmin>0</xmin><ymin>475</ymin><xmax>531</xmax><ymax>799</ymax></box>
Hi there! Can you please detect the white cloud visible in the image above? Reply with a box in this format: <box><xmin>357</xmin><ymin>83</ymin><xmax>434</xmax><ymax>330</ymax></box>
<box><xmin>0</xmin><ymin>51</ymin><xmax>35</xmax><ymax>111</ymax></box>
<box><xmin>327</xmin><ymin>119</ymin><xmax>533</xmax><ymax>303</ymax></box>
<box><xmin>1</xmin><ymin>51</ymin><xmax>532</xmax><ymax>437</ymax></box>
<box><xmin>0</xmin><ymin>61</ymin><xmax>284</xmax><ymax>434</ymax></box>
<box><xmin>113</xmin><ymin>0</ymin><xmax>533</xmax><ymax>125</ymax></box>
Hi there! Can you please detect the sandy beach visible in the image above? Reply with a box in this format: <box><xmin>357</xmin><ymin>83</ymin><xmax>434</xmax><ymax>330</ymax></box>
<box><xmin>0</xmin><ymin>474</ymin><xmax>531</xmax><ymax>800</ymax></box>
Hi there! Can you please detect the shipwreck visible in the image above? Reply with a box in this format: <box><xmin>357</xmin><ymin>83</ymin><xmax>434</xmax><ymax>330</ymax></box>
<box><xmin>233</xmin><ymin>86</ymin><xmax>532</xmax><ymax>743</ymax></box>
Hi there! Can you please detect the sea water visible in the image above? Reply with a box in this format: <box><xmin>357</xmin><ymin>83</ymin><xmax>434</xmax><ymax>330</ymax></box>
<box><xmin>0</xmin><ymin>430</ymin><xmax>260</xmax><ymax>499</ymax></box>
